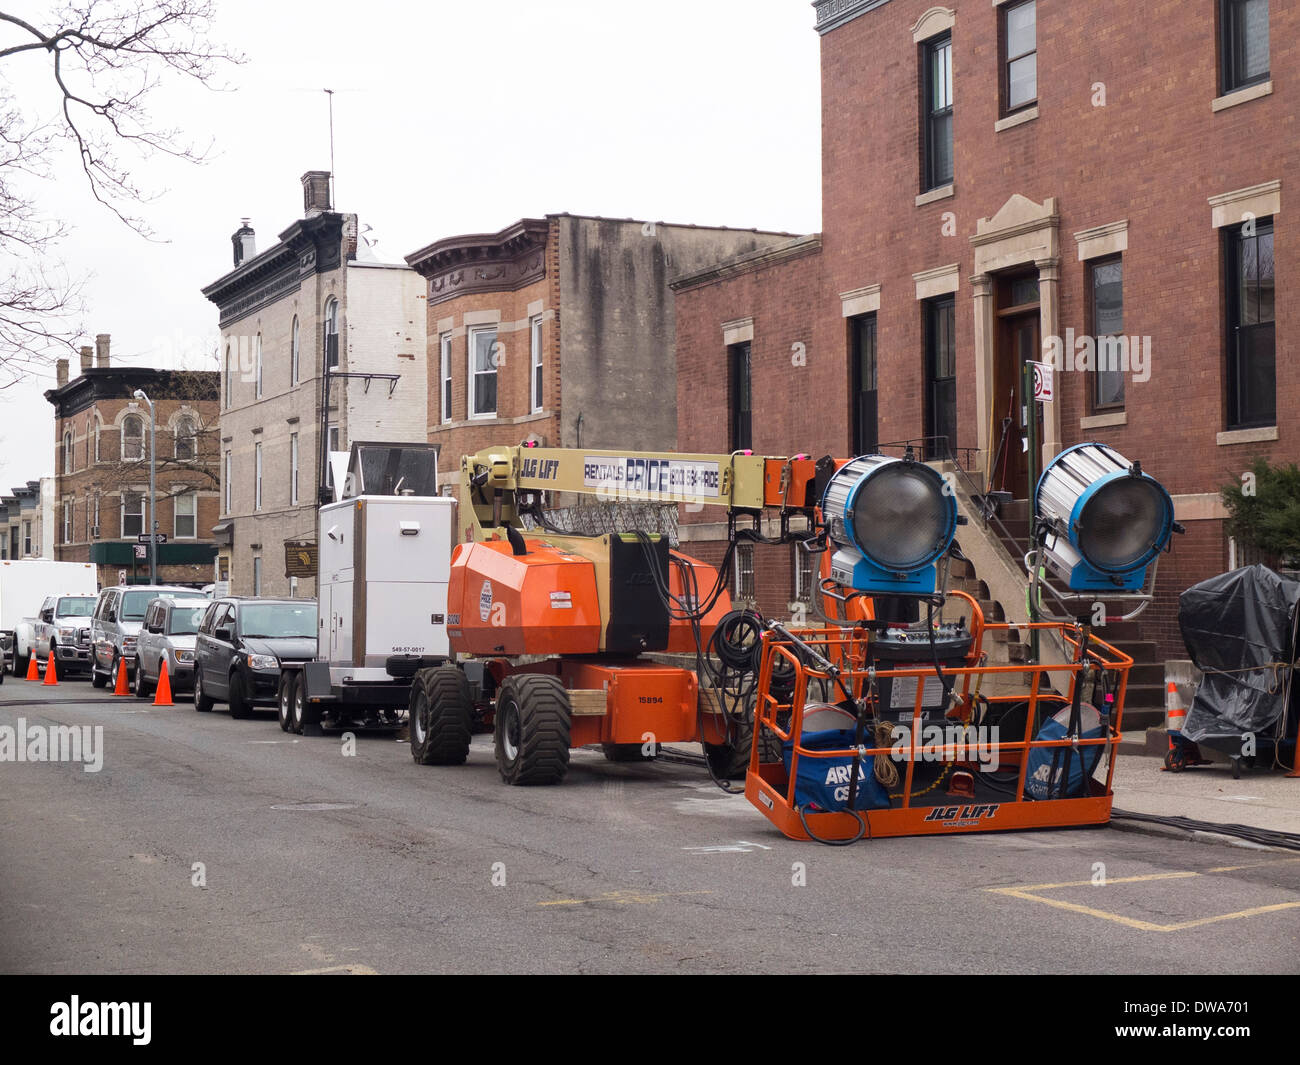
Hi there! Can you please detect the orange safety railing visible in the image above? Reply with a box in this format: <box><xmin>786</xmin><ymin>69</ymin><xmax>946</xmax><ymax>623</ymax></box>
<box><xmin>745</xmin><ymin>594</ymin><xmax>1134</xmax><ymax>843</ymax></box>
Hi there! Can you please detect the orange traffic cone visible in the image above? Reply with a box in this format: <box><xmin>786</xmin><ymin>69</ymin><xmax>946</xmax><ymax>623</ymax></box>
<box><xmin>112</xmin><ymin>660</ymin><xmax>130</xmax><ymax>696</ymax></box>
<box><xmin>25</xmin><ymin>655</ymin><xmax>39</xmax><ymax>681</ymax></box>
<box><xmin>1165</xmin><ymin>681</ymin><xmax>1185</xmax><ymax>734</ymax></box>
<box><xmin>43</xmin><ymin>655</ymin><xmax>58</xmax><ymax>686</ymax></box>
<box><xmin>153</xmin><ymin>659</ymin><xmax>174</xmax><ymax>707</ymax></box>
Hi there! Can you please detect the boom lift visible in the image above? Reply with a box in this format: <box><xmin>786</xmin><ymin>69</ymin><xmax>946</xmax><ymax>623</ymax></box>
<box><xmin>408</xmin><ymin>443</ymin><xmax>826</xmax><ymax>785</ymax></box>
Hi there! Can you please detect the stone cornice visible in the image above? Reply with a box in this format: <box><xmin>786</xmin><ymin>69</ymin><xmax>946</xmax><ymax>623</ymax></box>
<box><xmin>813</xmin><ymin>0</ymin><xmax>892</xmax><ymax>36</ymax></box>
<box><xmin>44</xmin><ymin>369</ymin><xmax>219</xmax><ymax>420</ymax></box>
<box><xmin>405</xmin><ymin>218</ymin><xmax>550</xmax><ymax>307</ymax></box>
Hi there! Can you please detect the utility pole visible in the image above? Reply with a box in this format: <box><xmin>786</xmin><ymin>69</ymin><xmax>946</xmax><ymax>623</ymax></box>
<box><xmin>133</xmin><ymin>389</ymin><xmax>157</xmax><ymax>584</ymax></box>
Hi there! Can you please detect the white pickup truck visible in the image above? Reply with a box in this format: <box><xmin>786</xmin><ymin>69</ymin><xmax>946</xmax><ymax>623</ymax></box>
<box><xmin>17</xmin><ymin>593</ymin><xmax>98</xmax><ymax>677</ymax></box>
<box><xmin>1</xmin><ymin>559</ymin><xmax>98</xmax><ymax>678</ymax></box>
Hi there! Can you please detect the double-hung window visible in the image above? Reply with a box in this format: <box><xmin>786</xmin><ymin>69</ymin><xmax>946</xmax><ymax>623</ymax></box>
<box><xmin>1221</xmin><ymin>0</ymin><xmax>1270</xmax><ymax>95</ymax></box>
<box><xmin>1225</xmin><ymin>218</ymin><xmax>1275</xmax><ymax>428</ymax></box>
<box><xmin>468</xmin><ymin>327</ymin><xmax>498</xmax><ymax>419</ymax></box>
<box><xmin>923</xmin><ymin>34</ymin><xmax>953</xmax><ymax>191</ymax></box>
<box><xmin>1002</xmin><ymin>1</ymin><xmax>1037</xmax><ymax>114</ymax></box>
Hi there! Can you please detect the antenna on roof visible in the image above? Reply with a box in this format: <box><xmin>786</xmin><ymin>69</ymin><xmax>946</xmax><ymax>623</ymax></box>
<box><xmin>324</xmin><ymin>88</ymin><xmax>336</xmax><ymax>208</ymax></box>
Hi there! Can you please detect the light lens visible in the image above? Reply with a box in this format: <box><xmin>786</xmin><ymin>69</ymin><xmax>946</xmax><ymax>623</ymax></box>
<box><xmin>850</xmin><ymin>464</ymin><xmax>951</xmax><ymax>571</ymax></box>
<box><xmin>246</xmin><ymin>653</ymin><xmax>279</xmax><ymax>671</ymax></box>
<box><xmin>1077</xmin><ymin>476</ymin><xmax>1168</xmax><ymax>571</ymax></box>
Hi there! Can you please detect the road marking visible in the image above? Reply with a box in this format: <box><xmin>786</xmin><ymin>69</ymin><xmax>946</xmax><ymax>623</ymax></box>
<box><xmin>291</xmin><ymin>964</ymin><xmax>378</xmax><ymax>975</ymax></box>
<box><xmin>248</xmin><ymin>739</ymin><xmax>299</xmax><ymax>745</ymax></box>
<box><xmin>539</xmin><ymin>889</ymin><xmax>713</xmax><ymax>907</ymax></box>
<box><xmin>683</xmin><ymin>841</ymin><xmax>773</xmax><ymax>854</ymax></box>
<box><xmin>1209</xmin><ymin>857</ymin><xmax>1300</xmax><ymax>873</ymax></box>
<box><xmin>988</xmin><ymin>868</ymin><xmax>1300</xmax><ymax>932</ymax></box>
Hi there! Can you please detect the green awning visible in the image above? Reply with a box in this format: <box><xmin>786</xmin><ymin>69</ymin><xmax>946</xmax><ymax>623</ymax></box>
<box><xmin>90</xmin><ymin>542</ymin><xmax>219</xmax><ymax>566</ymax></box>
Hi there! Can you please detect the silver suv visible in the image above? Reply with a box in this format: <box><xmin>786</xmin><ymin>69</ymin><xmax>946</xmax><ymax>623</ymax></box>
<box><xmin>133</xmin><ymin>597</ymin><xmax>209</xmax><ymax>698</ymax></box>
<box><xmin>89</xmin><ymin>585</ymin><xmax>197</xmax><ymax>690</ymax></box>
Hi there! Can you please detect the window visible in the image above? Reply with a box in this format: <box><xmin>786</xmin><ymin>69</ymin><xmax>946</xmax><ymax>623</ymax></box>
<box><xmin>252</xmin><ymin>556</ymin><xmax>263</xmax><ymax>597</ymax></box>
<box><xmin>792</xmin><ymin>545</ymin><xmax>817</xmax><ymax>603</ymax></box>
<box><xmin>62</xmin><ymin>430</ymin><xmax>73</xmax><ymax>474</ymax></box>
<box><xmin>468</xmin><ymin>326</ymin><xmax>498</xmax><ymax>418</ymax></box>
<box><xmin>1226</xmin><ymin>217</ymin><xmax>1275</xmax><ymax>429</ymax></box>
<box><xmin>290</xmin><ymin>432</ymin><xmax>299</xmax><ymax>506</ymax></box>
<box><xmin>93</xmin><ymin>418</ymin><xmax>101</xmax><ymax>463</ymax></box>
<box><xmin>92</xmin><ymin>494</ymin><xmax>99</xmax><ymax>538</ymax></box>
<box><xmin>22</xmin><ymin>520</ymin><xmax>31</xmax><ymax>556</ymax></box>
<box><xmin>62</xmin><ymin>500</ymin><xmax>72</xmax><ymax>544</ymax></box>
<box><xmin>122</xmin><ymin>414</ymin><xmax>144</xmax><ymax>461</ymax></box>
<box><xmin>174</xmin><ymin>416</ymin><xmax>196</xmax><ymax>460</ymax></box>
<box><xmin>291</xmin><ymin>315</ymin><xmax>300</xmax><ymax>385</ymax></box>
<box><xmin>289</xmin><ymin>575</ymin><xmax>299</xmax><ymax>599</ymax></box>
<box><xmin>121</xmin><ymin>492</ymin><xmax>145</xmax><ymax>538</ymax></box>
<box><xmin>728</xmin><ymin>341</ymin><xmax>752</xmax><ymax>452</ymax></box>
<box><xmin>175</xmin><ymin>491</ymin><xmax>197</xmax><ymax>539</ymax></box>
<box><xmin>923</xmin><ymin>33</ymin><xmax>953</xmax><ymax>191</ymax></box>
<box><xmin>224</xmin><ymin>450</ymin><xmax>232</xmax><ymax>514</ymax></box>
<box><xmin>1221</xmin><ymin>0</ymin><xmax>1269</xmax><ymax>94</ymax></box>
<box><xmin>735</xmin><ymin>543</ymin><xmax>756</xmax><ymax>601</ymax></box>
<box><xmin>1091</xmin><ymin>257</ymin><xmax>1125</xmax><ymax>409</ymax></box>
<box><xmin>530</xmin><ymin>315</ymin><xmax>544</xmax><ymax>413</ymax></box>
<box><xmin>850</xmin><ymin>314</ymin><xmax>878</xmax><ymax>455</ymax></box>
<box><xmin>1002</xmin><ymin>0</ymin><xmax>1037</xmax><ymax>114</ymax></box>
<box><xmin>440</xmin><ymin>332</ymin><xmax>453</xmax><ymax>423</ymax></box>
<box><xmin>326</xmin><ymin>427</ymin><xmax>341</xmax><ymax>491</ymax></box>
<box><xmin>225</xmin><ymin>344</ymin><xmax>233</xmax><ymax>408</ymax></box>
<box><xmin>254</xmin><ymin>442</ymin><xmax>263</xmax><ymax>510</ymax></box>
<box><xmin>255</xmin><ymin>333</ymin><xmax>263</xmax><ymax>399</ymax></box>
<box><xmin>924</xmin><ymin>296</ymin><xmax>957</xmax><ymax>461</ymax></box>
<box><xmin>324</xmin><ymin>298</ymin><xmax>340</xmax><ymax>370</ymax></box>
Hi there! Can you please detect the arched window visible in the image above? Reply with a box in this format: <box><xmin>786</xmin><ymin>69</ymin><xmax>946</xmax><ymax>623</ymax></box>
<box><xmin>225</xmin><ymin>344</ymin><xmax>233</xmax><ymax>408</ymax></box>
<box><xmin>62</xmin><ymin>429</ymin><xmax>73</xmax><ymax>474</ymax></box>
<box><xmin>174</xmin><ymin>415</ymin><xmax>196</xmax><ymax>460</ymax></box>
<box><xmin>324</xmin><ymin>298</ymin><xmax>339</xmax><ymax>370</ymax></box>
<box><xmin>122</xmin><ymin>414</ymin><xmax>144</xmax><ymax>462</ymax></box>
<box><xmin>291</xmin><ymin>316</ymin><xmax>300</xmax><ymax>385</ymax></box>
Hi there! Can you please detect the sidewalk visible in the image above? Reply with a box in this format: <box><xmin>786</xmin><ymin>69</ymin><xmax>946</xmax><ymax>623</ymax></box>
<box><xmin>1110</xmin><ymin>749</ymin><xmax>1300</xmax><ymax>842</ymax></box>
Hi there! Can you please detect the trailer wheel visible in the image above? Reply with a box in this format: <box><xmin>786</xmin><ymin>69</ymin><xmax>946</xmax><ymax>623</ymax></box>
<box><xmin>494</xmin><ymin>675</ymin><xmax>571</xmax><ymax>786</ymax></box>
<box><xmin>704</xmin><ymin>710</ymin><xmax>781</xmax><ymax>781</ymax></box>
<box><xmin>602</xmin><ymin>743</ymin><xmax>656</xmax><ymax>763</ymax></box>
<box><xmin>277</xmin><ymin>673</ymin><xmax>295</xmax><ymax>732</ymax></box>
<box><xmin>410</xmin><ymin>667</ymin><xmax>473</xmax><ymax>766</ymax></box>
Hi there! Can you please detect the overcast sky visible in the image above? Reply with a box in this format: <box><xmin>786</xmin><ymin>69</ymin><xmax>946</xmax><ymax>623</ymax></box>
<box><xmin>0</xmin><ymin>0</ymin><xmax>822</xmax><ymax>491</ymax></box>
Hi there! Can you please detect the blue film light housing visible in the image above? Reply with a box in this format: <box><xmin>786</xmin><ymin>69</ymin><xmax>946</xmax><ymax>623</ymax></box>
<box><xmin>1034</xmin><ymin>443</ymin><xmax>1175</xmax><ymax>593</ymax></box>
<box><xmin>821</xmin><ymin>455</ymin><xmax>958</xmax><ymax>596</ymax></box>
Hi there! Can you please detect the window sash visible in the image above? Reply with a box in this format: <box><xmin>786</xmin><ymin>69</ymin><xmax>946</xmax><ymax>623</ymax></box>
<box><xmin>1003</xmin><ymin>1</ymin><xmax>1037</xmax><ymax>112</ymax></box>
<box><xmin>122</xmin><ymin>494</ymin><xmax>145</xmax><ymax>538</ymax></box>
<box><xmin>224</xmin><ymin>452</ymin><xmax>232</xmax><ymax>514</ymax></box>
<box><xmin>924</xmin><ymin>36</ymin><xmax>954</xmax><ymax>190</ymax></box>
<box><xmin>290</xmin><ymin>433</ymin><xmax>299</xmax><ymax>506</ymax></box>
<box><xmin>254</xmin><ymin>443</ymin><xmax>263</xmax><ymax>510</ymax></box>
<box><xmin>1223</xmin><ymin>0</ymin><xmax>1270</xmax><ymax>93</ymax></box>
<box><xmin>468</xmin><ymin>327</ymin><xmax>498</xmax><ymax>418</ymax></box>
<box><xmin>324</xmin><ymin>300</ymin><xmax>340</xmax><ymax>370</ymax></box>
<box><xmin>175</xmin><ymin>492</ymin><xmax>196</xmax><ymax>539</ymax></box>
<box><xmin>1226</xmin><ymin>219</ymin><xmax>1277</xmax><ymax>428</ymax></box>
<box><xmin>122</xmin><ymin>418</ymin><xmax>144</xmax><ymax>461</ymax></box>
<box><xmin>531</xmin><ymin>316</ymin><xmax>544</xmax><ymax>413</ymax></box>
<box><xmin>291</xmin><ymin>317</ymin><xmax>300</xmax><ymax>384</ymax></box>
<box><xmin>440</xmin><ymin>333</ymin><xmax>453</xmax><ymax>423</ymax></box>
<box><xmin>1091</xmin><ymin>257</ymin><xmax>1125</xmax><ymax>409</ymax></box>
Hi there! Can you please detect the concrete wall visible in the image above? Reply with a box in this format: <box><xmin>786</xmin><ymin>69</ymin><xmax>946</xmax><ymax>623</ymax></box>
<box><xmin>556</xmin><ymin>216</ymin><xmax>792</xmax><ymax>453</ymax></box>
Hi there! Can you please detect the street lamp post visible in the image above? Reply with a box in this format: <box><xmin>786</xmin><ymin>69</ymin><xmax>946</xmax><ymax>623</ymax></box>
<box><xmin>133</xmin><ymin>389</ymin><xmax>157</xmax><ymax>584</ymax></box>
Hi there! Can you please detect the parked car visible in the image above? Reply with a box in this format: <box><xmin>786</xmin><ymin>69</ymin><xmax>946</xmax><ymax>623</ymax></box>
<box><xmin>194</xmin><ymin>598</ymin><xmax>318</xmax><ymax>718</ymax></box>
<box><xmin>25</xmin><ymin>594</ymin><xmax>97</xmax><ymax>676</ymax></box>
<box><xmin>89</xmin><ymin>585</ymin><xmax>197</xmax><ymax>689</ymax></box>
<box><xmin>133</xmin><ymin>596</ymin><xmax>209</xmax><ymax>698</ymax></box>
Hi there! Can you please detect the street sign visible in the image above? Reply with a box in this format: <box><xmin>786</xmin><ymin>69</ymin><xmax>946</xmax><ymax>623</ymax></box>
<box><xmin>1029</xmin><ymin>361</ymin><xmax>1054</xmax><ymax>403</ymax></box>
<box><xmin>137</xmin><ymin>533</ymin><xmax>168</xmax><ymax>544</ymax></box>
<box><xmin>134</xmin><ymin>544</ymin><xmax>147</xmax><ymax>561</ymax></box>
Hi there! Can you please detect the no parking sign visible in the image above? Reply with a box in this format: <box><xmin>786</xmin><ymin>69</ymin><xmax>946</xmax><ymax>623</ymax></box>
<box><xmin>1029</xmin><ymin>361</ymin><xmax>1054</xmax><ymax>403</ymax></box>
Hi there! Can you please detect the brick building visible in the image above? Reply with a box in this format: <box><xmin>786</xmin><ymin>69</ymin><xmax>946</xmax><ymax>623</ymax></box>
<box><xmin>674</xmin><ymin>0</ymin><xmax>1295</xmax><ymax>669</ymax></box>
<box><xmin>43</xmin><ymin>336</ymin><xmax>220</xmax><ymax>588</ymax></box>
<box><xmin>0</xmin><ymin>478</ymin><xmax>54</xmax><ymax>560</ymax></box>
<box><xmin>405</xmin><ymin>215</ymin><xmax>795</xmax><ymax>498</ymax></box>
<box><xmin>202</xmin><ymin>172</ymin><xmax>428</xmax><ymax>597</ymax></box>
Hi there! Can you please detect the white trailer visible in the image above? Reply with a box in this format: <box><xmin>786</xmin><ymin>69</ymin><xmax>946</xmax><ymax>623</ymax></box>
<box><xmin>1</xmin><ymin>559</ymin><xmax>98</xmax><ymax>680</ymax></box>
<box><xmin>277</xmin><ymin>443</ymin><xmax>457</xmax><ymax>735</ymax></box>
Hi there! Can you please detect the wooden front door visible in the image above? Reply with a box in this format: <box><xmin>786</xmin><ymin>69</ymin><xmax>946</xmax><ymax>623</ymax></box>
<box><xmin>992</xmin><ymin>276</ymin><xmax>1042</xmax><ymax>498</ymax></box>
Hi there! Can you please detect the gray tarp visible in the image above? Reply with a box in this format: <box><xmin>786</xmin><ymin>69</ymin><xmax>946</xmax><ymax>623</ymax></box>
<box><xmin>1179</xmin><ymin>564</ymin><xmax>1299</xmax><ymax>744</ymax></box>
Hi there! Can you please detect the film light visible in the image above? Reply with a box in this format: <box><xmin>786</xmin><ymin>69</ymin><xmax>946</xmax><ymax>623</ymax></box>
<box><xmin>1034</xmin><ymin>443</ymin><xmax>1175</xmax><ymax>593</ymax></box>
<box><xmin>821</xmin><ymin>455</ymin><xmax>958</xmax><ymax>595</ymax></box>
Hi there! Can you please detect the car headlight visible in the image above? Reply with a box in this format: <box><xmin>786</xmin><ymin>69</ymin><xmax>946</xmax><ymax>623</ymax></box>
<box><xmin>57</xmin><ymin>625</ymin><xmax>78</xmax><ymax>639</ymax></box>
<box><xmin>173</xmin><ymin>649</ymin><xmax>196</xmax><ymax>663</ymax></box>
<box><xmin>246</xmin><ymin>653</ymin><xmax>279</xmax><ymax>671</ymax></box>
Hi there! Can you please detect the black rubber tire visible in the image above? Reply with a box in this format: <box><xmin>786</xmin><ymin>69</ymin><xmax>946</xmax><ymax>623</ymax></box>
<box><xmin>494</xmin><ymin>674</ymin><xmax>571</xmax><ymax>786</ymax></box>
<box><xmin>133</xmin><ymin>657</ymin><xmax>152</xmax><ymax>699</ymax></box>
<box><xmin>228</xmin><ymin>671</ymin><xmax>252</xmax><ymax>719</ymax></box>
<box><xmin>704</xmin><ymin>699</ymin><xmax>782</xmax><ymax>781</ymax></box>
<box><xmin>91</xmin><ymin>664</ymin><xmax>108</xmax><ymax>689</ymax></box>
<box><xmin>602</xmin><ymin>742</ymin><xmax>656</xmax><ymax>763</ymax></box>
<box><xmin>110</xmin><ymin>655</ymin><xmax>124</xmax><ymax>693</ymax></box>
<box><xmin>410</xmin><ymin>667</ymin><xmax>473</xmax><ymax>766</ymax></box>
<box><xmin>193</xmin><ymin>670</ymin><xmax>214</xmax><ymax>712</ymax></box>
<box><xmin>277</xmin><ymin>673</ymin><xmax>294</xmax><ymax>732</ymax></box>
<box><xmin>14</xmin><ymin>651</ymin><xmax>28</xmax><ymax>678</ymax></box>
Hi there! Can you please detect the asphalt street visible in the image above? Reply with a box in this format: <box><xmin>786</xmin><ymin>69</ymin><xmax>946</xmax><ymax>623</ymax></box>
<box><xmin>2</xmin><ymin>678</ymin><xmax>1298</xmax><ymax>974</ymax></box>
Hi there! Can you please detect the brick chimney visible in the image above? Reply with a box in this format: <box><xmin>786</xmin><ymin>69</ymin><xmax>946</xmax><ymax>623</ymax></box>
<box><xmin>302</xmin><ymin>170</ymin><xmax>332</xmax><ymax>217</ymax></box>
<box><xmin>231</xmin><ymin>218</ymin><xmax>256</xmax><ymax>267</ymax></box>
<box><xmin>56</xmin><ymin>359</ymin><xmax>69</xmax><ymax>387</ymax></box>
<box><xmin>95</xmin><ymin>333</ymin><xmax>110</xmax><ymax>367</ymax></box>
<box><xmin>79</xmin><ymin>345</ymin><xmax>93</xmax><ymax>372</ymax></box>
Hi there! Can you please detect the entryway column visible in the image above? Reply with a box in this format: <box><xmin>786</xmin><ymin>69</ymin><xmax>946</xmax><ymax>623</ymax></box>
<box><xmin>1034</xmin><ymin>256</ymin><xmax>1062</xmax><ymax>468</ymax></box>
<box><xmin>970</xmin><ymin>272</ymin><xmax>995</xmax><ymax>473</ymax></box>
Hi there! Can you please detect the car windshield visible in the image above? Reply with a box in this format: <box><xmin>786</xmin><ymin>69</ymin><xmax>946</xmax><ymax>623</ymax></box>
<box><xmin>120</xmin><ymin>591</ymin><xmax>157</xmax><ymax>620</ymax></box>
<box><xmin>167</xmin><ymin>605</ymin><xmax>207</xmax><ymax>635</ymax></box>
<box><xmin>238</xmin><ymin>603</ymin><xmax>317</xmax><ymax>639</ymax></box>
<box><xmin>56</xmin><ymin>597</ymin><xmax>95</xmax><ymax>617</ymax></box>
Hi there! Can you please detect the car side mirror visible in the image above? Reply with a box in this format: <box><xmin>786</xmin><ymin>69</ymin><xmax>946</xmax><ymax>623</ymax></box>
<box><xmin>215</xmin><ymin>625</ymin><xmax>232</xmax><ymax>642</ymax></box>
